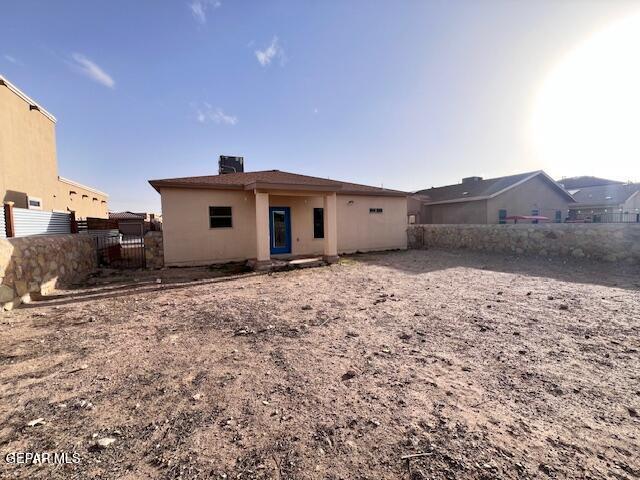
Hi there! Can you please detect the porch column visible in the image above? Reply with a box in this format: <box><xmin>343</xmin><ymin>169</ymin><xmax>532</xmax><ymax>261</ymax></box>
<box><xmin>255</xmin><ymin>192</ymin><xmax>271</xmax><ymax>266</ymax></box>
<box><xmin>323</xmin><ymin>192</ymin><xmax>338</xmax><ymax>263</ymax></box>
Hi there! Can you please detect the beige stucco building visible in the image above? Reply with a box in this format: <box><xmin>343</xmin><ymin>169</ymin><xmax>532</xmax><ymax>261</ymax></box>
<box><xmin>410</xmin><ymin>171</ymin><xmax>575</xmax><ymax>224</ymax></box>
<box><xmin>150</xmin><ymin>170</ymin><xmax>408</xmax><ymax>267</ymax></box>
<box><xmin>0</xmin><ymin>75</ymin><xmax>108</xmax><ymax>218</ymax></box>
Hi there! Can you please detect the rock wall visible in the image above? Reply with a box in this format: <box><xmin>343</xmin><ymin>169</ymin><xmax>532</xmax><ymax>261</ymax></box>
<box><xmin>0</xmin><ymin>234</ymin><xmax>97</xmax><ymax>310</ymax></box>
<box><xmin>407</xmin><ymin>224</ymin><xmax>640</xmax><ymax>264</ymax></box>
<box><xmin>144</xmin><ymin>231</ymin><xmax>164</xmax><ymax>269</ymax></box>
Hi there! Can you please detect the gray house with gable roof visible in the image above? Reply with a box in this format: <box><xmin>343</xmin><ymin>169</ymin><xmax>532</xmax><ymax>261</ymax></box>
<box><xmin>409</xmin><ymin>171</ymin><xmax>575</xmax><ymax>224</ymax></box>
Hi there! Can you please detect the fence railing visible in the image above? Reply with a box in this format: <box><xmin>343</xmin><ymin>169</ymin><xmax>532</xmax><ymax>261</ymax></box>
<box><xmin>570</xmin><ymin>212</ymin><xmax>640</xmax><ymax>224</ymax></box>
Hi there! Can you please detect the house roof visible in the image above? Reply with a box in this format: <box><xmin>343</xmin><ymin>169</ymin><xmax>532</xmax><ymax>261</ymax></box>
<box><xmin>109</xmin><ymin>211</ymin><xmax>146</xmax><ymax>219</ymax></box>
<box><xmin>149</xmin><ymin>170</ymin><xmax>408</xmax><ymax>197</ymax></box>
<box><xmin>415</xmin><ymin>170</ymin><xmax>574</xmax><ymax>205</ymax></box>
<box><xmin>570</xmin><ymin>183</ymin><xmax>640</xmax><ymax>207</ymax></box>
<box><xmin>557</xmin><ymin>176</ymin><xmax>624</xmax><ymax>190</ymax></box>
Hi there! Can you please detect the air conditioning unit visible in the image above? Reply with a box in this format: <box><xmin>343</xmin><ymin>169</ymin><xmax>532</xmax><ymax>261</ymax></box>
<box><xmin>219</xmin><ymin>155</ymin><xmax>244</xmax><ymax>174</ymax></box>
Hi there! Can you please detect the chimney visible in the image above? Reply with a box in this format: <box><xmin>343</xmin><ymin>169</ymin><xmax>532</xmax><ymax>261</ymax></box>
<box><xmin>462</xmin><ymin>176</ymin><xmax>483</xmax><ymax>184</ymax></box>
<box><xmin>219</xmin><ymin>155</ymin><xmax>244</xmax><ymax>174</ymax></box>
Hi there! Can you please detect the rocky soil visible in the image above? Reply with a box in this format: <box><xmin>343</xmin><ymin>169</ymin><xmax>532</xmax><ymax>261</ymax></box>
<box><xmin>0</xmin><ymin>249</ymin><xmax>639</xmax><ymax>479</ymax></box>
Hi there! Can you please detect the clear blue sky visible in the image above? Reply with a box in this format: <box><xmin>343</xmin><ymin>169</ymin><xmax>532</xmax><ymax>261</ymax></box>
<box><xmin>2</xmin><ymin>1</ymin><xmax>639</xmax><ymax>212</ymax></box>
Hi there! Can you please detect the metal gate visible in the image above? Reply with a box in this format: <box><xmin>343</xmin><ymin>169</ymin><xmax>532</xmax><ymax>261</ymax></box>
<box><xmin>77</xmin><ymin>218</ymin><xmax>146</xmax><ymax>269</ymax></box>
<box><xmin>95</xmin><ymin>232</ymin><xmax>145</xmax><ymax>269</ymax></box>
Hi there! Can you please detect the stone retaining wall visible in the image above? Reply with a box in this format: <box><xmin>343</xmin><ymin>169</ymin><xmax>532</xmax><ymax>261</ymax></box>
<box><xmin>0</xmin><ymin>234</ymin><xmax>97</xmax><ymax>310</ymax></box>
<box><xmin>144</xmin><ymin>231</ymin><xmax>164</xmax><ymax>269</ymax></box>
<box><xmin>407</xmin><ymin>224</ymin><xmax>640</xmax><ymax>264</ymax></box>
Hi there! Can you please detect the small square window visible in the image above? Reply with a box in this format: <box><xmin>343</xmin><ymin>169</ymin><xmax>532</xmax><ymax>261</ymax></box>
<box><xmin>209</xmin><ymin>206</ymin><xmax>232</xmax><ymax>228</ymax></box>
<box><xmin>313</xmin><ymin>208</ymin><xmax>324</xmax><ymax>238</ymax></box>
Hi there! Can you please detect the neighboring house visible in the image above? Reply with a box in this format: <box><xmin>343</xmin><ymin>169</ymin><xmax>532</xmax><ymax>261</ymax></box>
<box><xmin>0</xmin><ymin>75</ymin><xmax>108</xmax><ymax>218</ymax></box>
<box><xmin>149</xmin><ymin>169</ymin><xmax>408</xmax><ymax>267</ymax></box>
<box><xmin>109</xmin><ymin>211</ymin><xmax>162</xmax><ymax>235</ymax></box>
<box><xmin>109</xmin><ymin>211</ymin><xmax>161</xmax><ymax>223</ymax></box>
<box><xmin>407</xmin><ymin>194</ymin><xmax>430</xmax><ymax>225</ymax></box>
<box><xmin>557</xmin><ymin>176</ymin><xmax>623</xmax><ymax>190</ymax></box>
<box><xmin>568</xmin><ymin>183</ymin><xmax>640</xmax><ymax>222</ymax></box>
<box><xmin>109</xmin><ymin>211</ymin><xmax>146</xmax><ymax>236</ymax></box>
<box><xmin>410</xmin><ymin>171</ymin><xmax>575</xmax><ymax>224</ymax></box>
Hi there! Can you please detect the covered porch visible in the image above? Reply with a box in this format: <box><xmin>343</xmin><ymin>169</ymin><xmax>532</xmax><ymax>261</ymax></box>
<box><xmin>248</xmin><ymin>184</ymin><xmax>339</xmax><ymax>271</ymax></box>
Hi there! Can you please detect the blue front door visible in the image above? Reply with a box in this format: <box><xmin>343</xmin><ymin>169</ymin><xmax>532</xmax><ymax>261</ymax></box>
<box><xmin>269</xmin><ymin>207</ymin><xmax>291</xmax><ymax>254</ymax></box>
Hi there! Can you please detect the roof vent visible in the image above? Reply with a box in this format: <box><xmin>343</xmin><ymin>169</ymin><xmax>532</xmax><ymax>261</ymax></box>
<box><xmin>462</xmin><ymin>176</ymin><xmax>483</xmax><ymax>184</ymax></box>
<box><xmin>219</xmin><ymin>155</ymin><xmax>244</xmax><ymax>174</ymax></box>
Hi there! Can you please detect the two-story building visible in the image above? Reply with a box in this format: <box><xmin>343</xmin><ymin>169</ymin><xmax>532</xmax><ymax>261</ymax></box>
<box><xmin>0</xmin><ymin>75</ymin><xmax>108</xmax><ymax>218</ymax></box>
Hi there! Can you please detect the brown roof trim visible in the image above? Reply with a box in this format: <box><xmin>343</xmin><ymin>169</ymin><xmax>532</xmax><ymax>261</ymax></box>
<box><xmin>339</xmin><ymin>189</ymin><xmax>407</xmax><ymax>197</ymax></box>
<box><xmin>148</xmin><ymin>181</ymin><xmax>243</xmax><ymax>192</ymax></box>
<box><xmin>150</xmin><ymin>181</ymin><xmax>408</xmax><ymax>197</ymax></box>
<box><xmin>246</xmin><ymin>181</ymin><xmax>342</xmax><ymax>192</ymax></box>
<box><xmin>149</xmin><ymin>171</ymin><xmax>409</xmax><ymax>197</ymax></box>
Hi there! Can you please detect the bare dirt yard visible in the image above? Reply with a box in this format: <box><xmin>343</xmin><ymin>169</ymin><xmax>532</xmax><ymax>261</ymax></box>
<box><xmin>1</xmin><ymin>249</ymin><xmax>639</xmax><ymax>479</ymax></box>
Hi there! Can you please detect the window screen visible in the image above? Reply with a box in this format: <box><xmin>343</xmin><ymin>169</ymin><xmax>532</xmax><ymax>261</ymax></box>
<box><xmin>498</xmin><ymin>209</ymin><xmax>507</xmax><ymax>224</ymax></box>
<box><xmin>209</xmin><ymin>206</ymin><xmax>232</xmax><ymax>228</ymax></box>
<box><xmin>313</xmin><ymin>208</ymin><xmax>324</xmax><ymax>238</ymax></box>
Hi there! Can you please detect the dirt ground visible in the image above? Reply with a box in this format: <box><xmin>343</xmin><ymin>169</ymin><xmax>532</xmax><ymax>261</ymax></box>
<box><xmin>1</xmin><ymin>249</ymin><xmax>639</xmax><ymax>480</ymax></box>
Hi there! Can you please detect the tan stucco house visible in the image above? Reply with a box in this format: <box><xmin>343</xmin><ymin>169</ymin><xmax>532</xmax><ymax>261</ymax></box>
<box><xmin>0</xmin><ymin>75</ymin><xmax>108</xmax><ymax>218</ymax></box>
<box><xmin>410</xmin><ymin>171</ymin><xmax>575</xmax><ymax>224</ymax></box>
<box><xmin>149</xmin><ymin>170</ymin><xmax>408</xmax><ymax>267</ymax></box>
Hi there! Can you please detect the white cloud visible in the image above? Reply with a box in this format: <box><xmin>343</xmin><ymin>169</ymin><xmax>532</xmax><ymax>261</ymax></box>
<box><xmin>255</xmin><ymin>36</ymin><xmax>286</xmax><ymax>67</ymax></box>
<box><xmin>194</xmin><ymin>102</ymin><xmax>238</xmax><ymax>126</ymax></box>
<box><xmin>70</xmin><ymin>53</ymin><xmax>115</xmax><ymax>88</ymax></box>
<box><xmin>4</xmin><ymin>54</ymin><xmax>18</xmax><ymax>64</ymax></box>
<box><xmin>189</xmin><ymin>0</ymin><xmax>221</xmax><ymax>24</ymax></box>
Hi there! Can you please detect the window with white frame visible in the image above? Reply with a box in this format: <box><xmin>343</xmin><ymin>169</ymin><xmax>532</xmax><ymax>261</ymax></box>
<box><xmin>27</xmin><ymin>196</ymin><xmax>43</xmax><ymax>210</ymax></box>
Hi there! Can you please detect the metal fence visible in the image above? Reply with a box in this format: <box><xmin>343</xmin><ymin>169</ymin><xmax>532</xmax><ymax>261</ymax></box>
<box><xmin>571</xmin><ymin>212</ymin><xmax>640</xmax><ymax>224</ymax></box>
<box><xmin>76</xmin><ymin>217</ymin><xmax>146</xmax><ymax>268</ymax></box>
<box><xmin>95</xmin><ymin>232</ymin><xmax>146</xmax><ymax>268</ymax></box>
<box><xmin>12</xmin><ymin>208</ymin><xmax>71</xmax><ymax>237</ymax></box>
